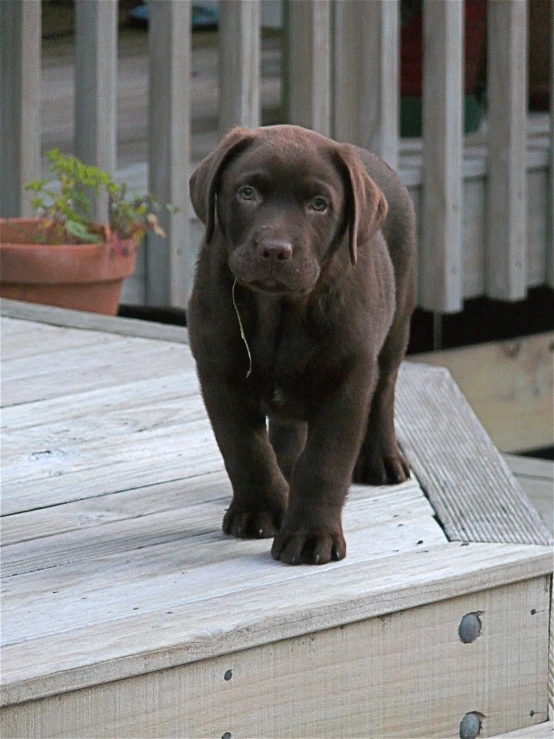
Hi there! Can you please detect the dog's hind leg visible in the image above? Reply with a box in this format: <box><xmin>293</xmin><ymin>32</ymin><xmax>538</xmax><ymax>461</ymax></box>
<box><xmin>353</xmin><ymin>283</ymin><xmax>413</xmax><ymax>486</ymax></box>
<box><xmin>269</xmin><ymin>421</ymin><xmax>307</xmax><ymax>484</ymax></box>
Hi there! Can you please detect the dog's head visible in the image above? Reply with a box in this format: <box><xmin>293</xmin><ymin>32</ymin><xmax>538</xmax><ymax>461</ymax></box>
<box><xmin>190</xmin><ymin>125</ymin><xmax>387</xmax><ymax>295</ymax></box>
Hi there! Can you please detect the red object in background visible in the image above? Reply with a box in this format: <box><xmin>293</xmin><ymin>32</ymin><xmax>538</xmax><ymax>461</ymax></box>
<box><xmin>401</xmin><ymin>0</ymin><xmax>487</xmax><ymax>97</ymax></box>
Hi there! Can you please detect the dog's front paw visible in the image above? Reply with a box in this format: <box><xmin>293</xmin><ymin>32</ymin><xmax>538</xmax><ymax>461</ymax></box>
<box><xmin>271</xmin><ymin>521</ymin><xmax>346</xmax><ymax>565</ymax></box>
<box><xmin>223</xmin><ymin>502</ymin><xmax>285</xmax><ymax>539</ymax></box>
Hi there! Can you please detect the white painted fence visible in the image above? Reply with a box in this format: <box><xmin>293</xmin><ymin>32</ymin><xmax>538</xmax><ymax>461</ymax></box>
<box><xmin>1</xmin><ymin>0</ymin><xmax>553</xmax><ymax>313</ymax></box>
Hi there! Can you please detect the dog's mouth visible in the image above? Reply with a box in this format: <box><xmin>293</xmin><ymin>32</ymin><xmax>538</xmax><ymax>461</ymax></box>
<box><xmin>237</xmin><ymin>276</ymin><xmax>299</xmax><ymax>295</ymax></box>
<box><xmin>250</xmin><ymin>277</ymin><xmax>290</xmax><ymax>294</ymax></box>
<box><xmin>228</xmin><ymin>246</ymin><xmax>320</xmax><ymax>296</ymax></box>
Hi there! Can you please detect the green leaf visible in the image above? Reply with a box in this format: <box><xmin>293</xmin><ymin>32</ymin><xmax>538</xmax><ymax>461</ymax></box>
<box><xmin>65</xmin><ymin>220</ymin><xmax>103</xmax><ymax>243</ymax></box>
<box><xmin>24</xmin><ymin>178</ymin><xmax>49</xmax><ymax>192</ymax></box>
<box><xmin>31</xmin><ymin>197</ymin><xmax>46</xmax><ymax>211</ymax></box>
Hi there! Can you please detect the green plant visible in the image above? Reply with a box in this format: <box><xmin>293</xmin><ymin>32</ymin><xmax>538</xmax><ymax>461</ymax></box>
<box><xmin>23</xmin><ymin>149</ymin><xmax>176</xmax><ymax>251</ymax></box>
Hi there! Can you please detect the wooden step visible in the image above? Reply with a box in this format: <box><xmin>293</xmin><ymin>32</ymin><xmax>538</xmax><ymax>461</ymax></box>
<box><xmin>1</xmin><ymin>298</ymin><xmax>552</xmax><ymax>738</ymax></box>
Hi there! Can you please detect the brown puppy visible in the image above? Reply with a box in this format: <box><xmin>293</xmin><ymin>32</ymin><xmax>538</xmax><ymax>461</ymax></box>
<box><xmin>188</xmin><ymin>125</ymin><xmax>416</xmax><ymax>565</ymax></box>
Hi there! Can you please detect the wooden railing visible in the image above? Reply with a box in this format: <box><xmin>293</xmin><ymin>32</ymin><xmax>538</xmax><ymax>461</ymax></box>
<box><xmin>1</xmin><ymin>0</ymin><xmax>553</xmax><ymax>313</ymax></box>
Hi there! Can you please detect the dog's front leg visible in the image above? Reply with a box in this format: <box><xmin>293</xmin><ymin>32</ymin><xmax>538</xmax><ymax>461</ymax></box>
<box><xmin>271</xmin><ymin>362</ymin><xmax>377</xmax><ymax>565</ymax></box>
<box><xmin>199</xmin><ymin>373</ymin><xmax>289</xmax><ymax>539</ymax></box>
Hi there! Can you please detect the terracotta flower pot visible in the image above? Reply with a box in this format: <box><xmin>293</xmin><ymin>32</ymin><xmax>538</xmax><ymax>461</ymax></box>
<box><xmin>0</xmin><ymin>218</ymin><xmax>138</xmax><ymax>316</ymax></box>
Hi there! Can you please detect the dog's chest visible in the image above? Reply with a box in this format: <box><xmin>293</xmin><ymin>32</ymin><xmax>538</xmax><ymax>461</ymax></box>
<box><xmin>249</xmin><ymin>300</ymin><xmax>313</xmax><ymax>417</ymax></box>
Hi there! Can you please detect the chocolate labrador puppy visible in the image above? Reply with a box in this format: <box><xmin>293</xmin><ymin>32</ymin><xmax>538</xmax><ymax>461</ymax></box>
<box><xmin>188</xmin><ymin>125</ymin><xmax>416</xmax><ymax>565</ymax></box>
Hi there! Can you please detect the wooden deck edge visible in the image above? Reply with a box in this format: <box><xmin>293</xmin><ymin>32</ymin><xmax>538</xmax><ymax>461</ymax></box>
<box><xmin>411</xmin><ymin>334</ymin><xmax>554</xmax><ymax>453</ymax></box>
<box><xmin>1</xmin><ymin>542</ymin><xmax>551</xmax><ymax>709</ymax></box>
<box><xmin>396</xmin><ymin>362</ymin><xmax>553</xmax><ymax>547</ymax></box>
<box><xmin>0</xmin><ymin>298</ymin><xmax>189</xmax><ymax>344</ymax></box>
<box><xmin>490</xmin><ymin>721</ymin><xmax>553</xmax><ymax>739</ymax></box>
<box><xmin>504</xmin><ymin>453</ymin><xmax>554</xmax><ymax>481</ymax></box>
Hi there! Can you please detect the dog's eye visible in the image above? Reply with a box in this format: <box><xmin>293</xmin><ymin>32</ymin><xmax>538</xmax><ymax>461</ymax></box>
<box><xmin>238</xmin><ymin>186</ymin><xmax>255</xmax><ymax>201</ymax></box>
<box><xmin>310</xmin><ymin>196</ymin><xmax>328</xmax><ymax>212</ymax></box>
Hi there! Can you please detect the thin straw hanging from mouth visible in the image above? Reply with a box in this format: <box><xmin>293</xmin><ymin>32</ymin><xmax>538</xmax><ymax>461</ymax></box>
<box><xmin>232</xmin><ymin>278</ymin><xmax>252</xmax><ymax>378</ymax></box>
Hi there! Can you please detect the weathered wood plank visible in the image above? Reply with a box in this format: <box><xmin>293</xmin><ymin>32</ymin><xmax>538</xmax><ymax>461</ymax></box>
<box><xmin>332</xmin><ymin>0</ymin><xmax>399</xmax><ymax>168</ymax></box>
<box><xmin>0</xmin><ymin>299</ymin><xmax>189</xmax><ymax>343</ymax></box>
<box><xmin>3</xmin><ymin>504</ymin><xmax>442</xmax><ymax>630</ymax></box>
<box><xmin>285</xmin><ymin>0</ymin><xmax>331</xmax><ymax>136</ymax></box>
<box><xmin>2</xmin><ymin>478</ymin><xmax>433</xmax><ymax>580</ymax></box>
<box><xmin>397</xmin><ymin>362</ymin><xmax>553</xmax><ymax>546</ymax></box>
<box><xmin>1</xmin><ymin>336</ymin><xmax>193</xmax><ymax>406</ymax></box>
<box><xmin>504</xmin><ymin>454</ymin><xmax>554</xmax><ymax>535</ymax></box>
<box><xmin>1</xmin><ymin>388</ymin><xmax>206</xmax><ymax>466</ymax></box>
<box><xmin>2</xmin><ymin>472</ymin><xmax>421</xmax><ymax>555</ymax></box>
<box><xmin>1</xmin><ymin>469</ymin><xmax>230</xmax><ymax>547</ymax></box>
<box><xmin>1</xmin><ymin>416</ymin><xmax>221</xmax><ymax>515</ymax></box>
<box><xmin>527</xmin><ymin>166</ymin><xmax>550</xmax><ymax>286</ymax></box>
<box><xmin>1</xmin><ymin>322</ymin><xmax>125</xmax><ymax>361</ymax></box>
<box><xmin>503</xmin><ymin>454</ymin><xmax>554</xmax><ymax>482</ymax></box>
<box><xmin>491</xmin><ymin>722</ymin><xmax>553</xmax><ymax>739</ymax></box>
<box><xmin>147</xmin><ymin>0</ymin><xmax>191</xmax><ymax>308</ymax></box>
<box><xmin>547</xmin><ymin>578</ymin><xmax>554</xmax><ymax>721</ymax></box>
<box><xmin>1</xmin><ymin>544</ymin><xmax>550</xmax><ymax>709</ymax></box>
<box><xmin>2</xmin><ymin>578</ymin><xmax>549</xmax><ymax>739</ymax></box>
<box><xmin>74</xmin><ymin>0</ymin><xmax>117</xmax><ymax>222</ymax></box>
<box><xmin>1</xmin><ymin>484</ymin><xmax>429</xmax><ymax>607</ymax></box>
<box><xmin>0</xmin><ymin>316</ymin><xmax>40</xmax><ymax>336</ymax></box>
<box><xmin>513</xmin><ymin>476</ymin><xmax>553</xmax><ymax>535</ymax></box>
<box><xmin>0</xmin><ymin>0</ymin><xmax>41</xmax><ymax>218</ymax></box>
<box><xmin>218</xmin><ymin>0</ymin><xmax>261</xmax><ymax>132</ymax></box>
<box><xmin>420</xmin><ymin>0</ymin><xmax>463</xmax><ymax>312</ymax></box>
<box><xmin>1</xmin><ymin>371</ymin><xmax>198</xmax><ymax>433</ymax></box>
<box><xmin>486</xmin><ymin>0</ymin><xmax>528</xmax><ymax>299</ymax></box>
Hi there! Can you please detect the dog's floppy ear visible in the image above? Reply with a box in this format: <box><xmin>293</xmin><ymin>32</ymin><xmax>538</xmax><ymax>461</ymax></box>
<box><xmin>189</xmin><ymin>127</ymin><xmax>255</xmax><ymax>243</ymax></box>
<box><xmin>335</xmin><ymin>145</ymin><xmax>388</xmax><ymax>265</ymax></box>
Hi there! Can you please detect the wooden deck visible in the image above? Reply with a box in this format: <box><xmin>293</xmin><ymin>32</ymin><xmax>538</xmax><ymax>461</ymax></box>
<box><xmin>504</xmin><ymin>454</ymin><xmax>554</xmax><ymax>536</ymax></box>
<box><xmin>1</xmin><ymin>298</ymin><xmax>552</xmax><ymax>738</ymax></box>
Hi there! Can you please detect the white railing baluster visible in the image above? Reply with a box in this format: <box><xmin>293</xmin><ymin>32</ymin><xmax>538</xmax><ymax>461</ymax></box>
<box><xmin>147</xmin><ymin>0</ymin><xmax>191</xmax><ymax>308</ymax></box>
<box><xmin>219</xmin><ymin>0</ymin><xmax>261</xmax><ymax>132</ymax></box>
<box><xmin>333</xmin><ymin>0</ymin><xmax>399</xmax><ymax>169</ymax></box>
<box><xmin>420</xmin><ymin>0</ymin><xmax>463</xmax><ymax>313</ymax></box>
<box><xmin>486</xmin><ymin>0</ymin><xmax>527</xmax><ymax>300</ymax></box>
<box><xmin>75</xmin><ymin>0</ymin><xmax>118</xmax><ymax>222</ymax></box>
<box><xmin>286</xmin><ymin>0</ymin><xmax>331</xmax><ymax>137</ymax></box>
<box><xmin>0</xmin><ymin>0</ymin><xmax>41</xmax><ymax>218</ymax></box>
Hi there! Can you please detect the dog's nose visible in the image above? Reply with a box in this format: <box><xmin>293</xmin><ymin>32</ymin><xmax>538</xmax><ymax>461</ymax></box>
<box><xmin>257</xmin><ymin>239</ymin><xmax>293</xmax><ymax>261</ymax></box>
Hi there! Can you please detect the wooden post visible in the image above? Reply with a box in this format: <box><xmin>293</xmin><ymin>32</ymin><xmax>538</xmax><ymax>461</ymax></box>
<box><xmin>420</xmin><ymin>0</ymin><xmax>464</xmax><ymax>313</ymax></box>
<box><xmin>147</xmin><ymin>0</ymin><xmax>191</xmax><ymax>308</ymax></box>
<box><xmin>219</xmin><ymin>0</ymin><xmax>261</xmax><ymax>132</ymax></box>
<box><xmin>486</xmin><ymin>0</ymin><xmax>528</xmax><ymax>300</ymax></box>
<box><xmin>332</xmin><ymin>0</ymin><xmax>399</xmax><ymax>169</ymax></box>
<box><xmin>74</xmin><ymin>0</ymin><xmax>118</xmax><ymax>222</ymax></box>
<box><xmin>285</xmin><ymin>0</ymin><xmax>331</xmax><ymax>137</ymax></box>
<box><xmin>0</xmin><ymin>0</ymin><xmax>41</xmax><ymax>218</ymax></box>
<box><xmin>546</xmin><ymin>0</ymin><xmax>554</xmax><ymax>288</ymax></box>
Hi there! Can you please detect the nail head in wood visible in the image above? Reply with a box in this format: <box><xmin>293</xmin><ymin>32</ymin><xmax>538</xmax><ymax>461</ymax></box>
<box><xmin>459</xmin><ymin>711</ymin><xmax>484</xmax><ymax>739</ymax></box>
<box><xmin>224</xmin><ymin>669</ymin><xmax>233</xmax><ymax>681</ymax></box>
<box><xmin>458</xmin><ymin>612</ymin><xmax>482</xmax><ymax>643</ymax></box>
